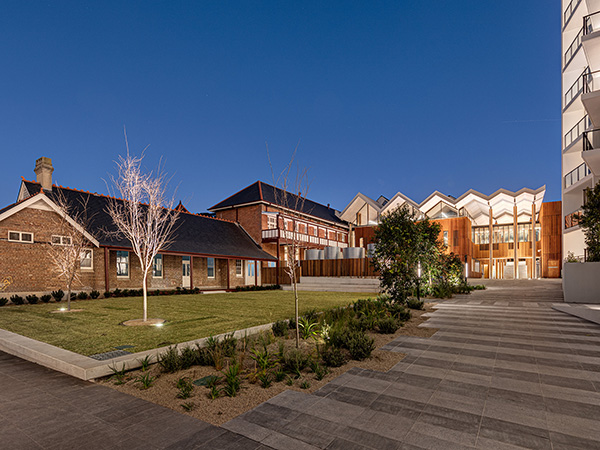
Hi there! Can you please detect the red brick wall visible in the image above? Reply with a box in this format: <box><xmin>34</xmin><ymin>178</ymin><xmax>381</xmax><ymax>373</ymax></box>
<box><xmin>0</xmin><ymin>207</ymin><xmax>104</xmax><ymax>294</ymax></box>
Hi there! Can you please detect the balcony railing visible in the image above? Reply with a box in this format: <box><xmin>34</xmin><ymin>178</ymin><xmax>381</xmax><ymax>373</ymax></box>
<box><xmin>564</xmin><ymin>115</ymin><xmax>591</xmax><ymax>148</ymax></box>
<box><xmin>565</xmin><ymin>67</ymin><xmax>590</xmax><ymax>107</ymax></box>
<box><xmin>582</xmin><ymin>128</ymin><xmax>600</xmax><ymax>150</ymax></box>
<box><xmin>261</xmin><ymin>228</ymin><xmax>348</xmax><ymax>248</ymax></box>
<box><xmin>564</xmin><ymin>163</ymin><xmax>591</xmax><ymax>188</ymax></box>
<box><xmin>584</xmin><ymin>10</ymin><xmax>600</xmax><ymax>36</ymax></box>
<box><xmin>565</xmin><ymin>209</ymin><xmax>583</xmax><ymax>229</ymax></box>
<box><xmin>564</xmin><ymin>0</ymin><xmax>583</xmax><ymax>28</ymax></box>
<box><xmin>565</xmin><ymin>27</ymin><xmax>584</xmax><ymax>68</ymax></box>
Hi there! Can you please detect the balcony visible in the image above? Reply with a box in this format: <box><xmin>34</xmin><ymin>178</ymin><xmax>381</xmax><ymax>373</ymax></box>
<box><xmin>564</xmin><ymin>0</ymin><xmax>583</xmax><ymax>29</ymax></box>
<box><xmin>261</xmin><ymin>228</ymin><xmax>347</xmax><ymax>248</ymax></box>
<box><xmin>582</xmin><ymin>11</ymin><xmax>600</xmax><ymax>72</ymax></box>
<box><xmin>564</xmin><ymin>162</ymin><xmax>592</xmax><ymax>189</ymax></box>
<box><xmin>564</xmin><ymin>115</ymin><xmax>591</xmax><ymax>151</ymax></box>
<box><xmin>582</xmin><ymin>128</ymin><xmax>600</xmax><ymax>175</ymax></box>
<box><xmin>565</xmin><ymin>26</ymin><xmax>584</xmax><ymax>69</ymax></box>
<box><xmin>565</xmin><ymin>209</ymin><xmax>583</xmax><ymax>230</ymax></box>
<box><xmin>581</xmin><ymin>70</ymin><xmax>600</xmax><ymax>126</ymax></box>
<box><xmin>565</xmin><ymin>67</ymin><xmax>589</xmax><ymax>111</ymax></box>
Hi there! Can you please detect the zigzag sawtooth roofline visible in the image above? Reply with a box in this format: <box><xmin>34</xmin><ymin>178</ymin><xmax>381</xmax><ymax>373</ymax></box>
<box><xmin>339</xmin><ymin>192</ymin><xmax>382</xmax><ymax>218</ymax></box>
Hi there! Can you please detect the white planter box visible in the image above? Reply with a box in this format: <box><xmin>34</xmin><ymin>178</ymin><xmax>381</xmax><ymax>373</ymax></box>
<box><xmin>563</xmin><ymin>262</ymin><xmax>600</xmax><ymax>303</ymax></box>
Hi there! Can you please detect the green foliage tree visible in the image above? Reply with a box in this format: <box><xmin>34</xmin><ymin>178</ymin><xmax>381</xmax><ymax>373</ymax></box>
<box><xmin>371</xmin><ymin>206</ymin><xmax>443</xmax><ymax>303</ymax></box>
<box><xmin>580</xmin><ymin>183</ymin><xmax>600</xmax><ymax>262</ymax></box>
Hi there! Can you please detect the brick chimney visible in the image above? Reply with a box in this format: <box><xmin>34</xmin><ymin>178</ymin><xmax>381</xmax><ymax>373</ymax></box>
<box><xmin>34</xmin><ymin>157</ymin><xmax>54</xmax><ymax>191</ymax></box>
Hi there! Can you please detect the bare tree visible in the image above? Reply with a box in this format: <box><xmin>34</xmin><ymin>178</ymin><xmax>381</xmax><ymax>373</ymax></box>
<box><xmin>269</xmin><ymin>144</ymin><xmax>310</xmax><ymax>348</ymax></box>
<box><xmin>106</xmin><ymin>147</ymin><xmax>179</xmax><ymax>322</ymax></box>
<box><xmin>48</xmin><ymin>191</ymin><xmax>96</xmax><ymax>311</ymax></box>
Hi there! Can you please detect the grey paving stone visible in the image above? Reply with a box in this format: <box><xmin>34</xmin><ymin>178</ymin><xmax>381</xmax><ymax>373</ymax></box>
<box><xmin>478</xmin><ymin>416</ymin><xmax>551</xmax><ymax>450</ymax></box>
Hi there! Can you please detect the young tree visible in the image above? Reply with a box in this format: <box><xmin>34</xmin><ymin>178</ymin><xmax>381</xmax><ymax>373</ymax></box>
<box><xmin>269</xmin><ymin>145</ymin><xmax>309</xmax><ymax>348</ymax></box>
<box><xmin>580</xmin><ymin>183</ymin><xmax>600</xmax><ymax>262</ymax></box>
<box><xmin>106</xmin><ymin>150</ymin><xmax>179</xmax><ymax>322</ymax></box>
<box><xmin>371</xmin><ymin>206</ymin><xmax>443</xmax><ymax>303</ymax></box>
<box><xmin>48</xmin><ymin>191</ymin><xmax>96</xmax><ymax>311</ymax></box>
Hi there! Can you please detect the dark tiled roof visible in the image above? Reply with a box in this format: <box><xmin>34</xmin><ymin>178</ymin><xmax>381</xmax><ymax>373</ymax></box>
<box><xmin>209</xmin><ymin>181</ymin><xmax>346</xmax><ymax>225</ymax></box>
<box><xmin>19</xmin><ymin>180</ymin><xmax>275</xmax><ymax>260</ymax></box>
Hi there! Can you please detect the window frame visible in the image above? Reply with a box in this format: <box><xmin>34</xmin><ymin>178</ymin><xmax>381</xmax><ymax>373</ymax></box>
<box><xmin>116</xmin><ymin>250</ymin><xmax>129</xmax><ymax>278</ymax></box>
<box><xmin>51</xmin><ymin>235</ymin><xmax>72</xmax><ymax>246</ymax></box>
<box><xmin>207</xmin><ymin>257</ymin><xmax>215</xmax><ymax>279</ymax></box>
<box><xmin>8</xmin><ymin>231</ymin><xmax>33</xmax><ymax>243</ymax></box>
<box><xmin>153</xmin><ymin>254</ymin><xmax>163</xmax><ymax>278</ymax></box>
<box><xmin>80</xmin><ymin>249</ymin><xmax>93</xmax><ymax>270</ymax></box>
<box><xmin>235</xmin><ymin>259</ymin><xmax>243</xmax><ymax>277</ymax></box>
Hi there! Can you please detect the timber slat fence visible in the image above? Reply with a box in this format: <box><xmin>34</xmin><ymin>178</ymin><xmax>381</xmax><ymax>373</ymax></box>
<box><xmin>262</xmin><ymin>258</ymin><xmax>378</xmax><ymax>284</ymax></box>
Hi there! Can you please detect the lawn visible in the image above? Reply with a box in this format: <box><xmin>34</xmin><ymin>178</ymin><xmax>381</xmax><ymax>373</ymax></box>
<box><xmin>0</xmin><ymin>291</ymin><xmax>376</xmax><ymax>355</ymax></box>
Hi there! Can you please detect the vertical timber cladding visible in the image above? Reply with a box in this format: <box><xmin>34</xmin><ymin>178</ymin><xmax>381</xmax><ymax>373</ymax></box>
<box><xmin>431</xmin><ymin>217</ymin><xmax>472</xmax><ymax>263</ymax></box>
<box><xmin>539</xmin><ymin>201</ymin><xmax>562</xmax><ymax>278</ymax></box>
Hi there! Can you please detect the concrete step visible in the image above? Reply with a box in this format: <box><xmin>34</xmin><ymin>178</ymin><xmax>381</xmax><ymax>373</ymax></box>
<box><xmin>281</xmin><ymin>276</ymin><xmax>381</xmax><ymax>293</ymax></box>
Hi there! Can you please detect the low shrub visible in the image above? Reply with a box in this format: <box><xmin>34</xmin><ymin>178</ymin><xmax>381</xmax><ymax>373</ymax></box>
<box><xmin>472</xmin><ymin>284</ymin><xmax>486</xmax><ymax>290</ymax></box>
<box><xmin>0</xmin><ymin>298</ymin><xmax>8</xmax><ymax>307</ymax></box>
<box><xmin>235</xmin><ymin>284</ymin><xmax>281</xmax><ymax>292</ymax></box>
<box><xmin>222</xmin><ymin>363</ymin><xmax>241</xmax><ymax>397</ymax></box>
<box><xmin>300</xmin><ymin>380</ymin><xmax>310</xmax><ymax>389</ymax></box>
<box><xmin>70</xmin><ymin>292</ymin><xmax>76</xmax><ymax>300</ymax></box>
<box><xmin>90</xmin><ymin>290</ymin><xmax>100</xmax><ymax>299</ymax></box>
<box><xmin>40</xmin><ymin>294</ymin><xmax>52</xmax><ymax>303</ymax></box>
<box><xmin>282</xmin><ymin>349</ymin><xmax>309</xmax><ymax>377</ymax></box>
<box><xmin>272</xmin><ymin>320</ymin><xmax>288</xmax><ymax>337</ymax></box>
<box><xmin>387</xmin><ymin>302</ymin><xmax>411</xmax><ymax>321</ymax></box>
<box><xmin>51</xmin><ymin>290</ymin><xmax>64</xmax><ymax>302</ymax></box>
<box><xmin>180</xmin><ymin>346</ymin><xmax>197</xmax><ymax>370</ymax></box>
<box><xmin>346</xmin><ymin>332</ymin><xmax>375</xmax><ymax>361</ymax></box>
<box><xmin>135</xmin><ymin>373</ymin><xmax>156</xmax><ymax>390</ymax></box>
<box><xmin>77</xmin><ymin>291</ymin><xmax>89</xmax><ymax>300</ymax></box>
<box><xmin>26</xmin><ymin>294</ymin><xmax>39</xmax><ymax>305</ymax></box>
<box><xmin>159</xmin><ymin>346</ymin><xmax>181</xmax><ymax>373</ymax></box>
<box><xmin>258</xmin><ymin>372</ymin><xmax>273</xmax><ymax>389</ymax></box>
<box><xmin>113</xmin><ymin>288</ymin><xmax>122</xmax><ymax>297</ymax></box>
<box><xmin>321</xmin><ymin>346</ymin><xmax>347</xmax><ymax>368</ymax></box>
<box><xmin>176</xmin><ymin>377</ymin><xmax>194</xmax><ymax>399</ymax></box>
<box><xmin>406</xmin><ymin>298</ymin><xmax>424</xmax><ymax>310</ymax></box>
<box><xmin>288</xmin><ymin>317</ymin><xmax>297</xmax><ymax>330</ymax></box>
<box><xmin>377</xmin><ymin>317</ymin><xmax>400</xmax><ymax>334</ymax></box>
<box><xmin>10</xmin><ymin>295</ymin><xmax>24</xmax><ymax>305</ymax></box>
<box><xmin>103</xmin><ymin>291</ymin><xmax>112</xmax><ymax>298</ymax></box>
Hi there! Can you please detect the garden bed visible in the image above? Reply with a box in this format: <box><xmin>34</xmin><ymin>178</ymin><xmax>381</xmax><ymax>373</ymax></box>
<box><xmin>99</xmin><ymin>299</ymin><xmax>437</xmax><ymax>426</ymax></box>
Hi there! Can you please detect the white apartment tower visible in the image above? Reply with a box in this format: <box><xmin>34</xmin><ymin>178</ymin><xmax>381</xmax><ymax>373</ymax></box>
<box><xmin>562</xmin><ymin>0</ymin><xmax>600</xmax><ymax>260</ymax></box>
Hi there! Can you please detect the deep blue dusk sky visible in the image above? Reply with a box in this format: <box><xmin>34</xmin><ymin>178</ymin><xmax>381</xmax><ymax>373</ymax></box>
<box><xmin>0</xmin><ymin>1</ymin><xmax>560</xmax><ymax>213</ymax></box>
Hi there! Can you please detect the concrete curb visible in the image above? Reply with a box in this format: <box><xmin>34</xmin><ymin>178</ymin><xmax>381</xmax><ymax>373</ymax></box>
<box><xmin>0</xmin><ymin>322</ymin><xmax>274</xmax><ymax>381</ymax></box>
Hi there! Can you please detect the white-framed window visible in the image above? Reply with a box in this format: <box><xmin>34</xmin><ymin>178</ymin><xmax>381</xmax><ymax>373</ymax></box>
<box><xmin>235</xmin><ymin>259</ymin><xmax>243</xmax><ymax>277</ymax></box>
<box><xmin>51</xmin><ymin>235</ymin><xmax>72</xmax><ymax>246</ymax></box>
<box><xmin>80</xmin><ymin>249</ymin><xmax>93</xmax><ymax>269</ymax></box>
<box><xmin>153</xmin><ymin>254</ymin><xmax>163</xmax><ymax>278</ymax></box>
<box><xmin>116</xmin><ymin>251</ymin><xmax>129</xmax><ymax>278</ymax></box>
<box><xmin>8</xmin><ymin>231</ymin><xmax>33</xmax><ymax>243</ymax></box>
<box><xmin>267</xmin><ymin>214</ymin><xmax>277</xmax><ymax>229</ymax></box>
<box><xmin>207</xmin><ymin>257</ymin><xmax>215</xmax><ymax>278</ymax></box>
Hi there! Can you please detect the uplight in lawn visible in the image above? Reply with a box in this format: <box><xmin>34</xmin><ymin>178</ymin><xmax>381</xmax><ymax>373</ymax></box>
<box><xmin>154</xmin><ymin>323</ymin><xmax>164</xmax><ymax>328</ymax></box>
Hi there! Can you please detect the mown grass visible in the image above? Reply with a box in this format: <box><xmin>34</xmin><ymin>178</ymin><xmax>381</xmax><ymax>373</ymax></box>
<box><xmin>0</xmin><ymin>291</ymin><xmax>375</xmax><ymax>355</ymax></box>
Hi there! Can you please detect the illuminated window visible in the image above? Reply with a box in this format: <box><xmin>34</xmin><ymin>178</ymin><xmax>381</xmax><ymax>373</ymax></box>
<box><xmin>51</xmin><ymin>235</ymin><xmax>72</xmax><ymax>245</ymax></box>
<box><xmin>80</xmin><ymin>249</ymin><xmax>93</xmax><ymax>269</ymax></box>
<box><xmin>207</xmin><ymin>258</ymin><xmax>215</xmax><ymax>278</ymax></box>
<box><xmin>153</xmin><ymin>254</ymin><xmax>163</xmax><ymax>278</ymax></box>
<box><xmin>236</xmin><ymin>260</ymin><xmax>243</xmax><ymax>277</ymax></box>
<box><xmin>116</xmin><ymin>251</ymin><xmax>129</xmax><ymax>277</ymax></box>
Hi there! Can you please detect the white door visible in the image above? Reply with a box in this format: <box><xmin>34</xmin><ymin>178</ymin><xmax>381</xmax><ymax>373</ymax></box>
<box><xmin>518</xmin><ymin>260</ymin><xmax>528</xmax><ymax>280</ymax></box>
<box><xmin>182</xmin><ymin>256</ymin><xmax>191</xmax><ymax>288</ymax></box>
<box><xmin>245</xmin><ymin>261</ymin><xmax>255</xmax><ymax>286</ymax></box>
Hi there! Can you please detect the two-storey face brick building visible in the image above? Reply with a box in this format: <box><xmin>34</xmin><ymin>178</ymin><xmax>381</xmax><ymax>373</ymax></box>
<box><xmin>0</xmin><ymin>158</ymin><xmax>275</xmax><ymax>295</ymax></box>
<box><xmin>209</xmin><ymin>181</ymin><xmax>350</xmax><ymax>264</ymax></box>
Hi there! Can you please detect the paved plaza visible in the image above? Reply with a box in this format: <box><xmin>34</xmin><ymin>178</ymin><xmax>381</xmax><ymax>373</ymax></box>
<box><xmin>3</xmin><ymin>279</ymin><xmax>600</xmax><ymax>449</ymax></box>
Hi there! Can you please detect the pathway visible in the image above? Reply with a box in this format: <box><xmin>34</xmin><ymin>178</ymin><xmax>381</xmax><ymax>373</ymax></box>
<box><xmin>226</xmin><ymin>280</ymin><xmax>600</xmax><ymax>449</ymax></box>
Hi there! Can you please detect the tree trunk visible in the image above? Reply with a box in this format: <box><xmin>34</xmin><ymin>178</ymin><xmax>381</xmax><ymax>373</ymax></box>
<box><xmin>142</xmin><ymin>271</ymin><xmax>148</xmax><ymax>322</ymax></box>
<box><xmin>66</xmin><ymin>287</ymin><xmax>71</xmax><ymax>311</ymax></box>
<box><xmin>293</xmin><ymin>271</ymin><xmax>299</xmax><ymax>348</ymax></box>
